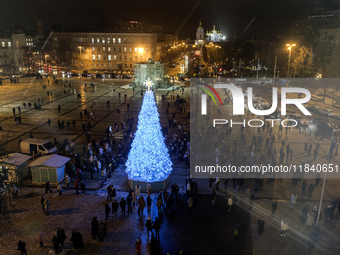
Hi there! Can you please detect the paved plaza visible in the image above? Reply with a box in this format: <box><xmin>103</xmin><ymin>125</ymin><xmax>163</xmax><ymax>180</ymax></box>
<box><xmin>1</xmin><ymin>77</ymin><xmax>340</xmax><ymax>255</ymax></box>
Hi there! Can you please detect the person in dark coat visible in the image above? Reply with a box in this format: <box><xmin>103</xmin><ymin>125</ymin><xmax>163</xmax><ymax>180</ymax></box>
<box><xmin>146</xmin><ymin>217</ymin><xmax>153</xmax><ymax>240</ymax></box>
<box><xmin>112</xmin><ymin>199</ymin><xmax>119</xmax><ymax>219</ymax></box>
<box><xmin>152</xmin><ymin>217</ymin><xmax>161</xmax><ymax>240</ymax></box>
<box><xmin>80</xmin><ymin>181</ymin><xmax>86</xmax><ymax>194</ymax></box>
<box><xmin>91</xmin><ymin>217</ymin><xmax>99</xmax><ymax>240</ymax></box>
<box><xmin>120</xmin><ymin>198</ymin><xmax>126</xmax><ymax>217</ymax></box>
<box><xmin>57</xmin><ymin>227</ymin><xmax>67</xmax><ymax>246</ymax></box>
<box><xmin>45</xmin><ymin>180</ymin><xmax>53</xmax><ymax>194</ymax></box>
<box><xmin>17</xmin><ymin>240</ymin><xmax>27</xmax><ymax>255</ymax></box>
<box><xmin>257</xmin><ymin>218</ymin><xmax>265</xmax><ymax>235</ymax></box>
<box><xmin>40</xmin><ymin>195</ymin><xmax>45</xmax><ymax>212</ymax></box>
<box><xmin>126</xmin><ymin>195</ymin><xmax>133</xmax><ymax>214</ymax></box>
<box><xmin>98</xmin><ymin>221</ymin><xmax>107</xmax><ymax>241</ymax></box>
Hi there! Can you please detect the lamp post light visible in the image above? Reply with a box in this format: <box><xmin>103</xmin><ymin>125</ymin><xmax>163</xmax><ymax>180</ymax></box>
<box><xmin>44</xmin><ymin>55</ymin><xmax>49</xmax><ymax>74</ymax></box>
<box><xmin>286</xmin><ymin>43</ymin><xmax>296</xmax><ymax>78</ymax></box>
<box><xmin>78</xmin><ymin>46</ymin><xmax>82</xmax><ymax>70</ymax></box>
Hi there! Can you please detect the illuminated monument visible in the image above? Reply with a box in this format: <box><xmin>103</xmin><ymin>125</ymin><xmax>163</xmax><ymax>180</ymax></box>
<box><xmin>206</xmin><ymin>24</ymin><xmax>226</xmax><ymax>42</ymax></box>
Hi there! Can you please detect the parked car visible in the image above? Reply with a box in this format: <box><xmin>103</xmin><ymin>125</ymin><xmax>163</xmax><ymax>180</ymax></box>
<box><xmin>307</xmin><ymin>105</ymin><xmax>321</xmax><ymax>113</ymax></box>
<box><xmin>319</xmin><ymin>109</ymin><xmax>335</xmax><ymax>116</ymax></box>
<box><xmin>311</xmin><ymin>119</ymin><xmax>340</xmax><ymax>135</ymax></box>
<box><xmin>299</xmin><ymin>119</ymin><xmax>309</xmax><ymax>126</ymax></box>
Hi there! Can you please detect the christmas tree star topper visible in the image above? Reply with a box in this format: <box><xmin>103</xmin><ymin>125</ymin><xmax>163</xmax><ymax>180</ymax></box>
<box><xmin>144</xmin><ymin>77</ymin><xmax>154</xmax><ymax>91</ymax></box>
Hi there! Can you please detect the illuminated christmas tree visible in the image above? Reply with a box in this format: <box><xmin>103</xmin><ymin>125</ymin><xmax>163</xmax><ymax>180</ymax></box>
<box><xmin>125</xmin><ymin>78</ymin><xmax>172</xmax><ymax>182</ymax></box>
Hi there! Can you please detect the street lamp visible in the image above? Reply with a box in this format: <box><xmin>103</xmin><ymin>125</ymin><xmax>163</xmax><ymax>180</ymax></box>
<box><xmin>78</xmin><ymin>46</ymin><xmax>82</xmax><ymax>70</ymax></box>
<box><xmin>286</xmin><ymin>43</ymin><xmax>296</xmax><ymax>78</ymax></box>
<box><xmin>138</xmin><ymin>48</ymin><xmax>144</xmax><ymax>62</ymax></box>
<box><xmin>44</xmin><ymin>55</ymin><xmax>49</xmax><ymax>74</ymax></box>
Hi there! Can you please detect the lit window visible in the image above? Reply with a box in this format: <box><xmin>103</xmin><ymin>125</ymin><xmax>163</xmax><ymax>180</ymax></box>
<box><xmin>108</xmin><ymin>47</ymin><xmax>111</xmax><ymax>52</ymax></box>
<box><xmin>91</xmin><ymin>38</ymin><xmax>94</xmax><ymax>43</ymax></box>
<box><xmin>97</xmin><ymin>38</ymin><xmax>100</xmax><ymax>43</ymax></box>
<box><xmin>8</xmin><ymin>42</ymin><xmax>11</xmax><ymax>47</ymax></box>
<box><xmin>92</xmin><ymin>55</ymin><xmax>95</xmax><ymax>60</ymax></box>
<box><xmin>15</xmin><ymin>41</ymin><xmax>19</xmax><ymax>47</ymax></box>
<box><xmin>108</xmin><ymin>55</ymin><xmax>112</xmax><ymax>61</ymax></box>
<box><xmin>135</xmin><ymin>48</ymin><xmax>137</xmax><ymax>52</ymax></box>
<box><xmin>107</xmin><ymin>38</ymin><xmax>110</xmax><ymax>43</ymax></box>
<box><xmin>123</xmin><ymin>47</ymin><xmax>127</xmax><ymax>52</ymax></box>
<box><xmin>103</xmin><ymin>47</ymin><xmax>105</xmax><ymax>52</ymax></box>
<box><xmin>113</xmin><ymin>55</ymin><xmax>117</xmax><ymax>60</ymax></box>
<box><xmin>113</xmin><ymin>38</ymin><xmax>116</xmax><ymax>44</ymax></box>
<box><xmin>102</xmin><ymin>38</ymin><xmax>105</xmax><ymax>43</ymax></box>
<box><xmin>92</xmin><ymin>47</ymin><xmax>95</xmax><ymax>51</ymax></box>
<box><xmin>129</xmin><ymin>48</ymin><xmax>132</xmax><ymax>52</ymax></box>
<box><xmin>98</xmin><ymin>55</ymin><xmax>101</xmax><ymax>60</ymax></box>
<box><xmin>118</xmin><ymin>38</ymin><xmax>121</xmax><ymax>44</ymax></box>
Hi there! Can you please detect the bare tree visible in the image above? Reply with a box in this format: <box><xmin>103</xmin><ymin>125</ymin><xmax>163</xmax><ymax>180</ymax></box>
<box><xmin>291</xmin><ymin>46</ymin><xmax>315</xmax><ymax>78</ymax></box>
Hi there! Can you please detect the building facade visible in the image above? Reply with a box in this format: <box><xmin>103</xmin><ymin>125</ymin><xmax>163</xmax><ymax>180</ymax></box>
<box><xmin>318</xmin><ymin>27</ymin><xmax>340</xmax><ymax>77</ymax></box>
<box><xmin>44</xmin><ymin>27</ymin><xmax>177</xmax><ymax>73</ymax></box>
<box><xmin>0</xmin><ymin>33</ymin><xmax>33</xmax><ymax>74</ymax></box>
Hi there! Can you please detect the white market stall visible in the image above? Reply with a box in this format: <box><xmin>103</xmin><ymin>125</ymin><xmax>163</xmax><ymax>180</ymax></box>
<box><xmin>30</xmin><ymin>154</ymin><xmax>70</xmax><ymax>186</ymax></box>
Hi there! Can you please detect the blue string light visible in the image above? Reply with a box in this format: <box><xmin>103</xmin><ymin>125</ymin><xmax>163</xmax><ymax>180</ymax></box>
<box><xmin>126</xmin><ymin>90</ymin><xmax>172</xmax><ymax>182</ymax></box>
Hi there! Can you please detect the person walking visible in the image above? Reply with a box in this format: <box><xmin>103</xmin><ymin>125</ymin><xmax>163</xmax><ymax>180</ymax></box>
<box><xmin>44</xmin><ymin>198</ymin><xmax>50</xmax><ymax>215</ymax></box>
<box><xmin>80</xmin><ymin>181</ymin><xmax>86</xmax><ymax>194</ymax></box>
<box><xmin>58</xmin><ymin>105</ymin><xmax>61</xmax><ymax>113</ymax></box>
<box><xmin>271</xmin><ymin>201</ymin><xmax>278</xmax><ymax>216</ymax></box>
<box><xmin>152</xmin><ymin>217</ymin><xmax>160</xmax><ymax>240</ymax></box>
<box><xmin>126</xmin><ymin>195</ymin><xmax>133</xmax><ymax>214</ymax></box>
<box><xmin>112</xmin><ymin>199</ymin><xmax>119</xmax><ymax>219</ymax></box>
<box><xmin>17</xmin><ymin>240</ymin><xmax>27</xmax><ymax>255</ymax></box>
<box><xmin>257</xmin><ymin>218</ymin><xmax>265</xmax><ymax>236</ymax></box>
<box><xmin>291</xmin><ymin>193</ymin><xmax>297</xmax><ymax>209</ymax></box>
<box><xmin>280</xmin><ymin>219</ymin><xmax>288</xmax><ymax>237</ymax></box>
<box><xmin>228</xmin><ymin>195</ymin><xmax>233</xmax><ymax>212</ymax></box>
<box><xmin>233</xmin><ymin>225</ymin><xmax>240</xmax><ymax>245</ymax></box>
<box><xmin>137</xmin><ymin>196</ymin><xmax>146</xmax><ymax>219</ymax></box>
<box><xmin>38</xmin><ymin>230</ymin><xmax>44</xmax><ymax>247</ymax></box>
<box><xmin>57</xmin><ymin>182</ymin><xmax>62</xmax><ymax>196</ymax></box>
<box><xmin>91</xmin><ymin>217</ymin><xmax>99</xmax><ymax>240</ymax></box>
<box><xmin>120</xmin><ymin>198</ymin><xmax>126</xmax><ymax>217</ymax></box>
<box><xmin>188</xmin><ymin>197</ymin><xmax>193</xmax><ymax>214</ymax></box>
<box><xmin>146</xmin><ymin>217</ymin><xmax>153</xmax><ymax>242</ymax></box>
<box><xmin>135</xmin><ymin>184</ymin><xmax>141</xmax><ymax>197</ymax></box>
<box><xmin>45</xmin><ymin>180</ymin><xmax>53</xmax><ymax>194</ymax></box>
<box><xmin>65</xmin><ymin>174</ymin><xmax>70</xmax><ymax>189</ymax></box>
<box><xmin>41</xmin><ymin>195</ymin><xmax>45</xmax><ymax>212</ymax></box>
<box><xmin>135</xmin><ymin>237</ymin><xmax>142</xmax><ymax>255</ymax></box>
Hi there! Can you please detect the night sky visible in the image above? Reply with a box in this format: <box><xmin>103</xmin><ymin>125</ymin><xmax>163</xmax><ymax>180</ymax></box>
<box><xmin>0</xmin><ymin>0</ymin><xmax>337</xmax><ymax>38</ymax></box>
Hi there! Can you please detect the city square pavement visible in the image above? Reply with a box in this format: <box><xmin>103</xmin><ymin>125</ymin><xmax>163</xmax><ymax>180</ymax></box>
<box><xmin>1</xmin><ymin>77</ymin><xmax>340</xmax><ymax>254</ymax></box>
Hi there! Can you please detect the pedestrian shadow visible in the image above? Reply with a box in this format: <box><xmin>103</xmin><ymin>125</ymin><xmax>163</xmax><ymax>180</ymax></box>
<box><xmin>4</xmin><ymin>209</ymin><xmax>29</xmax><ymax>214</ymax></box>
<box><xmin>50</xmin><ymin>208</ymin><xmax>80</xmax><ymax>215</ymax></box>
<box><xmin>20</xmin><ymin>192</ymin><xmax>41</xmax><ymax>198</ymax></box>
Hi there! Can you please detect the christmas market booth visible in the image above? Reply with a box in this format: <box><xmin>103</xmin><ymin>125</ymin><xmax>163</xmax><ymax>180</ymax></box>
<box><xmin>0</xmin><ymin>153</ymin><xmax>32</xmax><ymax>183</ymax></box>
<box><xmin>30</xmin><ymin>154</ymin><xmax>70</xmax><ymax>186</ymax></box>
